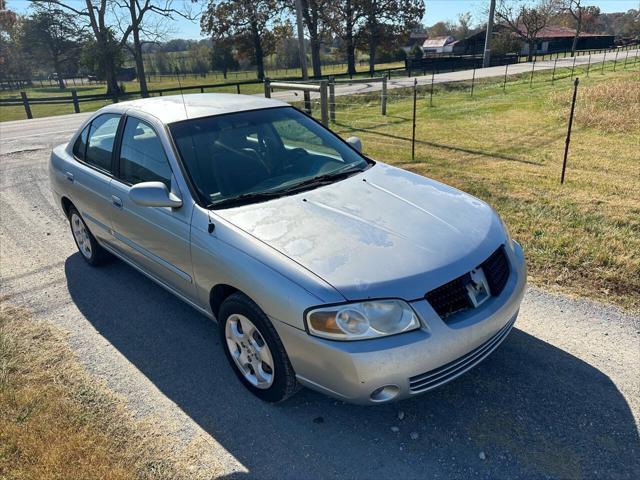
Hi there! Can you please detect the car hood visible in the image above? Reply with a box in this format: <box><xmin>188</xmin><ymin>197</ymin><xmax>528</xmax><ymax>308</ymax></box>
<box><xmin>216</xmin><ymin>163</ymin><xmax>506</xmax><ymax>300</ymax></box>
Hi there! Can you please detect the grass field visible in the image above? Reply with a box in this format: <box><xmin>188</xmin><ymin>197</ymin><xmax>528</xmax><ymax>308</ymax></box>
<box><xmin>316</xmin><ymin>61</ymin><xmax>639</xmax><ymax>311</ymax></box>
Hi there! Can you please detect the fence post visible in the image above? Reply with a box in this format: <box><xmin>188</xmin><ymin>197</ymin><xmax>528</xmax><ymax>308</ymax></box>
<box><xmin>623</xmin><ymin>50</ymin><xmax>629</xmax><ymax>69</ymax></box>
<box><xmin>470</xmin><ymin>67</ymin><xmax>476</xmax><ymax>97</ymax></box>
<box><xmin>381</xmin><ymin>76</ymin><xmax>387</xmax><ymax>115</ymax></box>
<box><xmin>586</xmin><ymin>54</ymin><xmax>591</xmax><ymax>77</ymax></box>
<box><xmin>20</xmin><ymin>91</ymin><xmax>32</xmax><ymax>119</ymax></box>
<box><xmin>411</xmin><ymin>78</ymin><xmax>417</xmax><ymax>162</ymax></box>
<box><xmin>503</xmin><ymin>63</ymin><xmax>508</xmax><ymax>92</ymax></box>
<box><xmin>319</xmin><ymin>80</ymin><xmax>329</xmax><ymax>127</ymax></box>
<box><xmin>561</xmin><ymin>77</ymin><xmax>580</xmax><ymax>184</ymax></box>
<box><xmin>613</xmin><ymin>50</ymin><xmax>619</xmax><ymax>71</ymax></box>
<box><xmin>601</xmin><ymin>51</ymin><xmax>607</xmax><ymax>74</ymax></box>
<box><xmin>529</xmin><ymin>58</ymin><xmax>536</xmax><ymax>87</ymax></box>
<box><xmin>429</xmin><ymin>70</ymin><xmax>435</xmax><ymax>106</ymax></box>
<box><xmin>264</xmin><ymin>78</ymin><xmax>271</xmax><ymax>98</ymax></box>
<box><xmin>237</xmin><ymin>83</ymin><xmax>241</xmax><ymax>94</ymax></box>
<box><xmin>552</xmin><ymin>58</ymin><xmax>557</xmax><ymax>84</ymax></box>
<box><xmin>328</xmin><ymin>76</ymin><xmax>336</xmax><ymax>122</ymax></box>
<box><xmin>570</xmin><ymin>55</ymin><xmax>577</xmax><ymax>79</ymax></box>
<box><xmin>71</xmin><ymin>89</ymin><xmax>80</xmax><ymax>113</ymax></box>
<box><xmin>200</xmin><ymin>86</ymin><xmax>205</xmax><ymax>93</ymax></box>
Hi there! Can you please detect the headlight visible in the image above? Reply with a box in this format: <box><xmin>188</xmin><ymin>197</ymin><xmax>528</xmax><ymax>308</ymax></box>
<box><xmin>306</xmin><ymin>299</ymin><xmax>420</xmax><ymax>340</ymax></box>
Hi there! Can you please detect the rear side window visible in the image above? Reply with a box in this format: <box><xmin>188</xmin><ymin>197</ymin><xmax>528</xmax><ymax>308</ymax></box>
<box><xmin>72</xmin><ymin>125</ymin><xmax>89</xmax><ymax>160</ymax></box>
<box><xmin>85</xmin><ymin>114</ymin><xmax>120</xmax><ymax>172</ymax></box>
<box><xmin>118</xmin><ymin>118</ymin><xmax>172</xmax><ymax>188</ymax></box>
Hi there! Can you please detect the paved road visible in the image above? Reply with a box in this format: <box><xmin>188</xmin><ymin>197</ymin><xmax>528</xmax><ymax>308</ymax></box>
<box><xmin>1</xmin><ymin>111</ymin><xmax>639</xmax><ymax>479</ymax></box>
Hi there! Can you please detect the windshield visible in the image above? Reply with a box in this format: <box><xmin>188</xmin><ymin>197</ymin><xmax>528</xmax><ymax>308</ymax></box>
<box><xmin>169</xmin><ymin>107</ymin><xmax>369</xmax><ymax>208</ymax></box>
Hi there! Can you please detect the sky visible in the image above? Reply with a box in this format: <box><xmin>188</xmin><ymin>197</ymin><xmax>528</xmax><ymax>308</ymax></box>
<box><xmin>6</xmin><ymin>0</ymin><xmax>640</xmax><ymax>40</ymax></box>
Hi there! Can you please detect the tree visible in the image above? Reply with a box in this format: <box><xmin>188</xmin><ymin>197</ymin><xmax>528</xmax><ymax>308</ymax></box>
<box><xmin>293</xmin><ymin>0</ymin><xmax>329</xmax><ymax>77</ymax></box>
<box><xmin>495</xmin><ymin>0</ymin><xmax>556</xmax><ymax>61</ymax></box>
<box><xmin>559</xmin><ymin>0</ymin><xmax>600</xmax><ymax>56</ymax></box>
<box><xmin>22</xmin><ymin>4</ymin><xmax>85</xmax><ymax>89</ymax></box>
<box><xmin>323</xmin><ymin>0</ymin><xmax>366</xmax><ymax>75</ymax></box>
<box><xmin>0</xmin><ymin>0</ymin><xmax>31</xmax><ymax>80</ymax></box>
<box><xmin>210</xmin><ymin>37</ymin><xmax>238</xmax><ymax>78</ymax></box>
<box><xmin>357</xmin><ymin>0</ymin><xmax>424</xmax><ymax>76</ymax></box>
<box><xmin>32</xmin><ymin>0</ymin><xmax>127</xmax><ymax>94</ymax></box>
<box><xmin>201</xmin><ymin>0</ymin><xmax>278</xmax><ymax>80</ymax></box>
<box><xmin>80</xmin><ymin>32</ymin><xmax>124</xmax><ymax>81</ymax></box>
<box><xmin>113</xmin><ymin>0</ymin><xmax>195</xmax><ymax>97</ymax></box>
<box><xmin>189</xmin><ymin>42</ymin><xmax>210</xmax><ymax>75</ymax></box>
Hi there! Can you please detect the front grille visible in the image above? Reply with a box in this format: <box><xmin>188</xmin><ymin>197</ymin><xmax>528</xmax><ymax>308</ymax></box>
<box><xmin>409</xmin><ymin>317</ymin><xmax>515</xmax><ymax>393</ymax></box>
<box><xmin>425</xmin><ymin>273</ymin><xmax>473</xmax><ymax>318</ymax></box>
<box><xmin>425</xmin><ymin>246</ymin><xmax>510</xmax><ymax>319</ymax></box>
<box><xmin>481</xmin><ymin>246</ymin><xmax>509</xmax><ymax>296</ymax></box>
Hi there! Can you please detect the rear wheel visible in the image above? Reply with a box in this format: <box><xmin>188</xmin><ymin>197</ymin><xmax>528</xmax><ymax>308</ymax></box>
<box><xmin>68</xmin><ymin>207</ymin><xmax>109</xmax><ymax>266</ymax></box>
<box><xmin>219</xmin><ymin>293</ymin><xmax>299</xmax><ymax>402</ymax></box>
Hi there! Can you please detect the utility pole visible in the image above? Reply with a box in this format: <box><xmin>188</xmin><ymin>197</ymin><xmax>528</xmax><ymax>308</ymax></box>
<box><xmin>483</xmin><ymin>0</ymin><xmax>496</xmax><ymax>68</ymax></box>
<box><xmin>294</xmin><ymin>0</ymin><xmax>311</xmax><ymax>112</ymax></box>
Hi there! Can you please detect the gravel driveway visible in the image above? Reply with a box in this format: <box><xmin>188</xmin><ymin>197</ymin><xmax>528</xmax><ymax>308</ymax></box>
<box><xmin>1</xmin><ymin>120</ymin><xmax>639</xmax><ymax>479</ymax></box>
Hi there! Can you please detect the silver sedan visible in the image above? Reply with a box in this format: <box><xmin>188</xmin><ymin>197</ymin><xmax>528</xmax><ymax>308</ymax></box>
<box><xmin>49</xmin><ymin>93</ymin><xmax>526</xmax><ymax>404</ymax></box>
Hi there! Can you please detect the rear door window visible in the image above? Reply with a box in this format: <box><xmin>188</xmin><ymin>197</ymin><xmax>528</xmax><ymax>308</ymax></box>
<box><xmin>72</xmin><ymin>125</ymin><xmax>89</xmax><ymax>160</ymax></box>
<box><xmin>85</xmin><ymin>114</ymin><xmax>121</xmax><ymax>173</ymax></box>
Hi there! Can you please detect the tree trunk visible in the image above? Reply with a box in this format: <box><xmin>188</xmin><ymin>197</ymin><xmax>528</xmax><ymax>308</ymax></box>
<box><xmin>252</xmin><ymin>24</ymin><xmax>265</xmax><ymax>80</ymax></box>
<box><xmin>345</xmin><ymin>0</ymin><xmax>356</xmax><ymax>75</ymax></box>
<box><xmin>53</xmin><ymin>57</ymin><xmax>66</xmax><ymax>89</ymax></box>
<box><xmin>571</xmin><ymin>26</ymin><xmax>581</xmax><ymax>57</ymax></box>
<box><xmin>368</xmin><ymin>40</ymin><xmax>376</xmax><ymax>76</ymax></box>
<box><xmin>104</xmin><ymin>61</ymin><xmax>119</xmax><ymax>96</ymax></box>
<box><xmin>132</xmin><ymin>28</ymin><xmax>148</xmax><ymax>97</ymax></box>
<box><xmin>309</xmin><ymin>30</ymin><xmax>322</xmax><ymax>78</ymax></box>
<box><xmin>304</xmin><ymin>2</ymin><xmax>322</xmax><ymax>78</ymax></box>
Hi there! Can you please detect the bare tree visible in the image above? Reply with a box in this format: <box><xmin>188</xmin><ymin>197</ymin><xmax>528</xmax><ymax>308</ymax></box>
<box><xmin>495</xmin><ymin>0</ymin><xmax>556</xmax><ymax>61</ymax></box>
<box><xmin>113</xmin><ymin>1</ymin><xmax>195</xmax><ymax>97</ymax></box>
<box><xmin>559</xmin><ymin>0</ymin><xmax>600</xmax><ymax>56</ymax></box>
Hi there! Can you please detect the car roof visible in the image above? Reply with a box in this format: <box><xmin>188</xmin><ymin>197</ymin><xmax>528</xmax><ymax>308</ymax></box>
<box><xmin>102</xmin><ymin>93</ymin><xmax>290</xmax><ymax>124</ymax></box>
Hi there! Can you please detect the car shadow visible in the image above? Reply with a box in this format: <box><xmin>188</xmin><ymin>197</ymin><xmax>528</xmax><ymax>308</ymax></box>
<box><xmin>65</xmin><ymin>253</ymin><xmax>640</xmax><ymax>479</ymax></box>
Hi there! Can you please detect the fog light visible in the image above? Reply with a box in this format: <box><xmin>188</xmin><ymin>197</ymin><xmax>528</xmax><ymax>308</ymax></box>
<box><xmin>370</xmin><ymin>385</ymin><xmax>399</xmax><ymax>402</ymax></box>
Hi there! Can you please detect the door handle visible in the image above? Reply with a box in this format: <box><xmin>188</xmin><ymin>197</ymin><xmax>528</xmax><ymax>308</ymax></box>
<box><xmin>65</xmin><ymin>171</ymin><xmax>74</xmax><ymax>182</ymax></box>
<box><xmin>111</xmin><ymin>195</ymin><xmax>123</xmax><ymax>209</ymax></box>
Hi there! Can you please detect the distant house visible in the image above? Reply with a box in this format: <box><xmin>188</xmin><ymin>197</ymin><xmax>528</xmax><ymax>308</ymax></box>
<box><xmin>422</xmin><ymin>36</ymin><xmax>456</xmax><ymax>54</ymax></box>
<box><xmin>453</xmin><ymin>25</ymin><xmax>615</xmax><ymax>56</ymax></box>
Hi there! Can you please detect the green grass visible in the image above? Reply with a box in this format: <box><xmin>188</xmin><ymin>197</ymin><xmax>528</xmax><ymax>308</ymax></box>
<box><xmin>307</xmin><ymin>61</ymin><xmax>640</xmax><ymax>311</ymax></box>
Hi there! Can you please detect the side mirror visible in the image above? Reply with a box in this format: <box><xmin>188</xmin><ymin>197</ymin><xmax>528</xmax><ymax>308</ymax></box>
<box><xmin>129</xmin><ymin>181</ymin><xmax>182</xmax><ymax>208</ymax></box>
<box><xmin>346</xmin><ymin>136</ymin><xmax>363</xmax><ymax>153</ymax></box>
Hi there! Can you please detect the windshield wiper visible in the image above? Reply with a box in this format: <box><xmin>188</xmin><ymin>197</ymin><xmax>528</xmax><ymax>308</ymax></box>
<box><xmin>208</xmin><ymin>165</ymin><xmax>365</xmax><ymax>209</ymax></box>
<box><xmin>280</xmin><ymin>165</ymin><xmax>365</xmax><ymax>193</ymax></box>
<box><xmin>209</xmin><ymin>190</ymin><xmax>287</xmax><ymax>209</ymax></box>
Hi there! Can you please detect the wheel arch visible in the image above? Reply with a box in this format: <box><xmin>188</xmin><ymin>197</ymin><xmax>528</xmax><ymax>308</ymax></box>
<box><xmin>210</xmin><ymin>284</ymin><xmax>241</xmax><ymax>320</ymax></box>
<box><xmin>61</xmin><ymin>196</ymin><xmax>74</xmax><ymax>218</ymax></box>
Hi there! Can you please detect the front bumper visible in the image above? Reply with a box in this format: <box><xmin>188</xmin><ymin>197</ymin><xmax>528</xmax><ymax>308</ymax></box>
<box><xmin>273</xmin><ymin>241</ymin><xmax>527</xmax><ymax>405</ymax></box>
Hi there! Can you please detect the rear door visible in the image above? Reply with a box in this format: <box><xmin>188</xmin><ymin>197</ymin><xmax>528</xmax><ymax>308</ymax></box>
<box><xmin>69</xmin><ymin>113</ymin><xmax>121</xmax><ymax>247</ymax></box>
<box><xmin>109</xmin><ymin>114</ymin><xmax>196</xmax><ymax>300</ymax></box>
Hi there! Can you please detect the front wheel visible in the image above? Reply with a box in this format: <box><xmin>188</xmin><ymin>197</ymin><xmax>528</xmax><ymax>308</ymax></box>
<box><xmin>219</xmin><ymin>293</ymin><xmax>299</xmax><ymax>403</ymax></box>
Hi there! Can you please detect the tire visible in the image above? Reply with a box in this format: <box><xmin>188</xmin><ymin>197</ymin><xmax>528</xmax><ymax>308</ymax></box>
<box><xmin>68</xmin><ymin>206</ymin><xmax>109</xmax><ymax>266</ymax></box>
<box><xmin>219</xmin><ymin>293</ymin><xmax>299</xmax><ymax>403</ymax></box>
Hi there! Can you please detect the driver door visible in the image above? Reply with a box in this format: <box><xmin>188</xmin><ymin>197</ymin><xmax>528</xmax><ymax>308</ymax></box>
<box><xmin>109</xmin><ymin>115</ymin><xmax>196</xmax><ymax>300</ymax></box>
